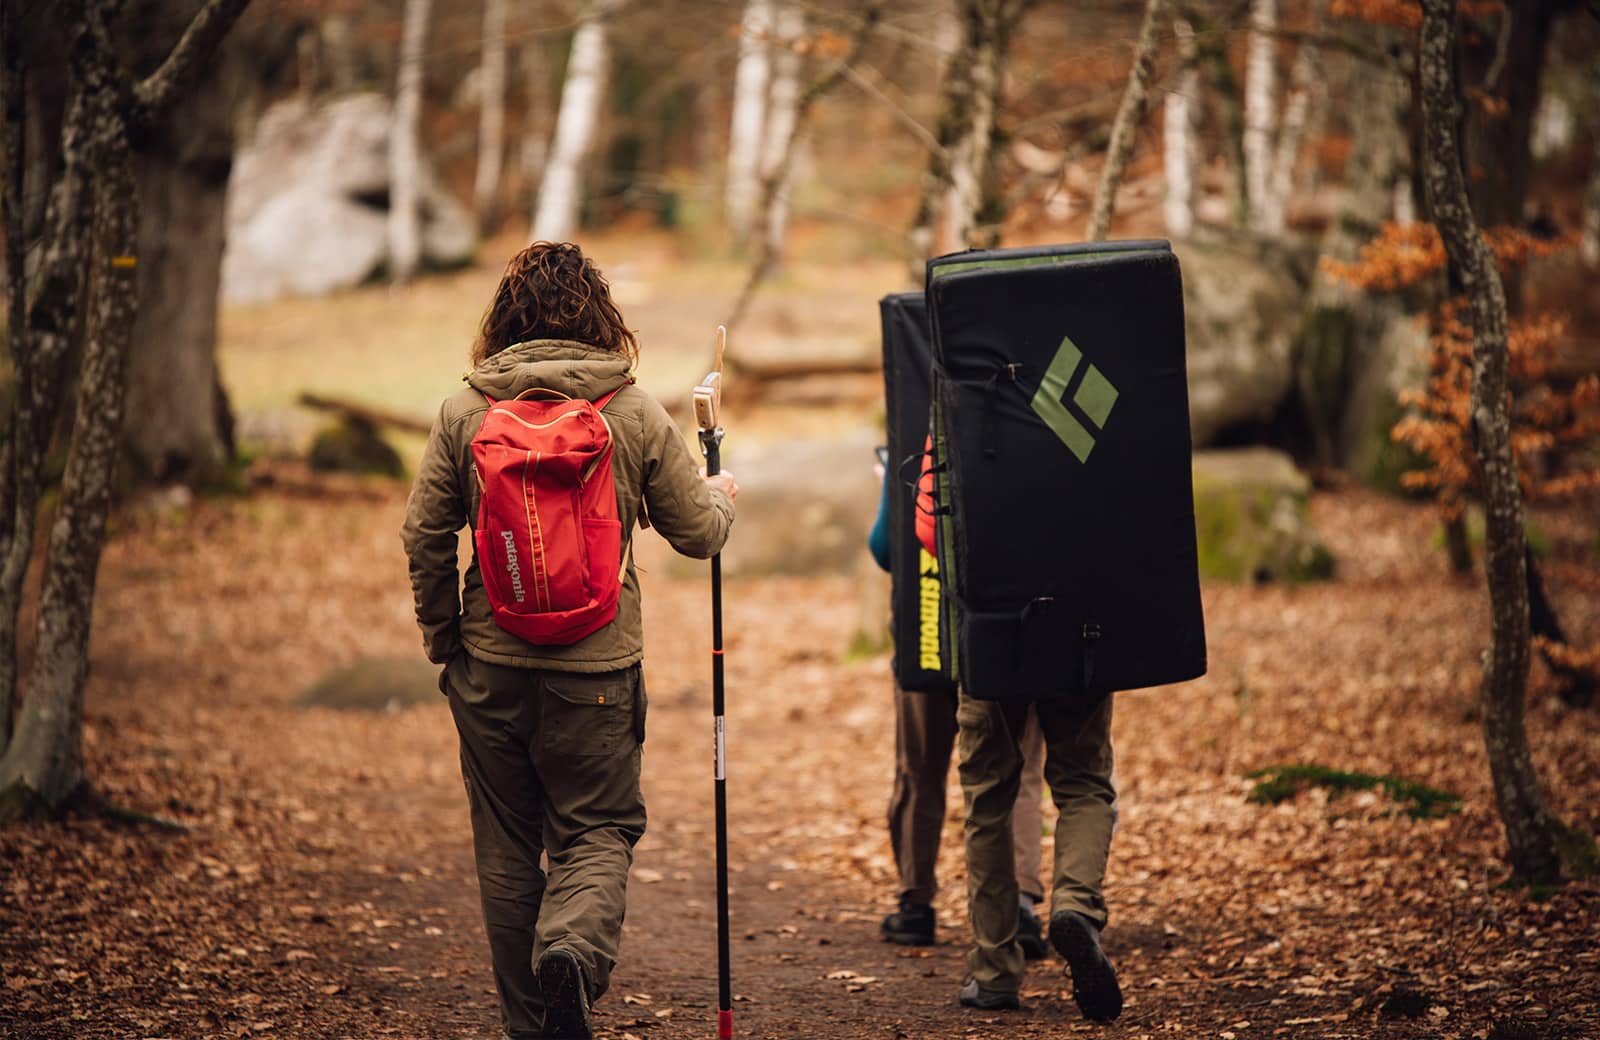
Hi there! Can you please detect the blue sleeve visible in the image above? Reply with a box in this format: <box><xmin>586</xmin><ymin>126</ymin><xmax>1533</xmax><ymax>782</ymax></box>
<box><xmin>867</xmin><ymin>468</ymin><xmax>891</xmax><ymax>572</ymax></box>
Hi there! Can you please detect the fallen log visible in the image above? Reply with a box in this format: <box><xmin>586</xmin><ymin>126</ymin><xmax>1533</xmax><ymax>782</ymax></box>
<box><xmin>297</xmin><ymin>392</ymin><xmax>433</xmax><ymax>436</ymax></box>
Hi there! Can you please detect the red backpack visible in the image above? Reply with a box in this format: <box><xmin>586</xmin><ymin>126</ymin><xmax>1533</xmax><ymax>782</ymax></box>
<box><xmin>471</xmin><ymin>385</ymin><xmax>628</xmax><ymax>646</ymax></box>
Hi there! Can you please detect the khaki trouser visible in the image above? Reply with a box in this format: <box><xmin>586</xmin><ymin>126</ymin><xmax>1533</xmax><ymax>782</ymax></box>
<box><xmin>442</xmin><ymin>653</ymin><xmax>647</xmax><ymax>1040</ymax></box>
<box><xmin>888</xmin><ymin>685</ymin><xmax>1046</xmax><ymax>904</ymax></box>
<box><xmin>957</xmin><ymin>690</ymin><xmax>1116</xmax><ymax>993</ymax></box>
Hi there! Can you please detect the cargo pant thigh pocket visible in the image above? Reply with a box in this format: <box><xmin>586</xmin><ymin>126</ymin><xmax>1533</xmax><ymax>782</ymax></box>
<box><xmin>540</xmin><ymin>671</ymin><xmax>636</xmax><ymax>759</ymax></box>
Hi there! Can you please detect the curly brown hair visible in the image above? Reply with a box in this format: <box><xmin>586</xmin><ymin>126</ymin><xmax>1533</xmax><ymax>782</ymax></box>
<box><xmin>471</xmin><ymin>241</ymin><xmax>639</xmax><ymax>367</ymax></box>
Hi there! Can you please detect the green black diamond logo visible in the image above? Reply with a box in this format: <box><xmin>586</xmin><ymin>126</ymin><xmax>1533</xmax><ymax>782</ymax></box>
<box><xmin>1029</xmin><ymin>334</ymin><xmax>1118</xmax><ymax>463</ymax></box>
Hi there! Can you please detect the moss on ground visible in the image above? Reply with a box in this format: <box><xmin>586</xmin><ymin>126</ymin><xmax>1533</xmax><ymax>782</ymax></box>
<box><xmin>1245</xmin><ymin>763</ymin><xmax>1462</xmax><ymax>819</ymax></box>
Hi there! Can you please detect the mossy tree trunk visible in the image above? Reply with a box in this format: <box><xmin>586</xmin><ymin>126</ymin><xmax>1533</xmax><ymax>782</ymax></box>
<box><xmin>905</xmin><ymin>0</ymin><xmax>1029</xmax><ymax>279</ymax></box>
<box><xmin>1417</xmin><ymin>0</ymin><xmax>1589</xmax><ymax>884</ymax></box>
<box><xmin>1087</xmin><ymin>0</ymin><xmax>1166</xmax><ymax>242</ymax></box>
<box><xmin>0</xmin><ymin>0</ymin><xmax>250</xmax><ymax>822</ymax></box>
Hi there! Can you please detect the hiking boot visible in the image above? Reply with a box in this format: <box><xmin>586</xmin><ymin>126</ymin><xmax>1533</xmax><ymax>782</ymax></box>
<box><xmin>1017</xmin><ymin>905</ymin><xmax>1049</xmax><ymax>961</ymax></box>
<box><xmin>1049</xmin><ymin>910</ymin><xmax>1122</xmax><ymax>1023</ymax></box>
<box><xmin>881</xmin><ymin>898</ymin><xmax>935</xmax><ymax>946</ymax></box>
<box><xmin>958</xmin><ymin>977</ymin><xmax>1021</xmax><ymax>1011</ymax></box>
<box><xmin>535</xmin><ymin>948</ymin><xmax>592</xmax><ymax>1039</ymax></box>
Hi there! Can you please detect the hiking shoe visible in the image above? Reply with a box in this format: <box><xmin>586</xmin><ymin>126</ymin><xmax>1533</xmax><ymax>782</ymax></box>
<box><xmin>535</xmin><ymin>948</ymin><xmax>592</xmax><ymax>1039</ymax></box>
<box><xmin>958</xmin><ymin>977</ymin><xmax>1021</xmax><ymax>1011</ymax></box>
<box><xmin>1049</xmin><ymin>910</ymin><xmax>1122</xmax><ymax>1023</ymax></box>
<box><xmin>1017</xmin><ymin>905</ymin><xmax>1049</xmax><ymax>961</ymax></box>
<box><xmin>881</xmin><ymin>898</ymin><xmax>935</xmax><ymax>946</ymax></box>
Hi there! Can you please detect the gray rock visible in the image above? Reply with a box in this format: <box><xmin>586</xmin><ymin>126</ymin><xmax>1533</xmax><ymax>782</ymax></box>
<box><xmin>223</xmin><ymin>94</ymin><xmax>474</xmax><ymax>303</ymax></box>
<box><xmin>1192</xmin><ymin>447</ymin><xmax>1334</xmax><ymax>583</ymax></box>
<box><xmin>1176</xmin><ymin>237</ymin><xmax>1310</xmax><ymax>447</ymax></box>
<box><xmin>298</xmin><ymin>656</ymin><xmax>442</xmax><ymax>712</ymax></box>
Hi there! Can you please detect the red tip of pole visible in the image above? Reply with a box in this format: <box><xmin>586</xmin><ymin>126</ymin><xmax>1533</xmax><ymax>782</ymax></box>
<box><xmin>718</xmin><ymin>1009</ymin><xmax>733</xmax><ymax>1039</ymax></box>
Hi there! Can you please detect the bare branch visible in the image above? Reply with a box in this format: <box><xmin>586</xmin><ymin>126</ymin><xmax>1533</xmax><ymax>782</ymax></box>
<box><xmin>130</xmin><ymin>0</ymin><xmax>252</xmax><ymax>132</ymax></box>
<box><xmin>841</xmin><ymin>63</ymin><xmax>943</xmax><ymax>159</ymax></box>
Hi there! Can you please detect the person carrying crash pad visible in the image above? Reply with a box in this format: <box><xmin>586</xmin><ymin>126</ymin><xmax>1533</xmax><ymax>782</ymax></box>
<box><xmin>866</xmin><ymin>459</ymin><xmax>1053</xmax><ymax>958</ymax></box>
<box><xmin>400</xmin><ymin>241</ymin><xmax>736</xmax><ymax>1040</ymax></box>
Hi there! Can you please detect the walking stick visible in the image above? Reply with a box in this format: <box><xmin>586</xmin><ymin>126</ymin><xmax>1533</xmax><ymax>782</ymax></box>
<box><xmin>693</xmin><ymin>326</ymin><xmax>734</xmax><ymax>1040</ymax></box>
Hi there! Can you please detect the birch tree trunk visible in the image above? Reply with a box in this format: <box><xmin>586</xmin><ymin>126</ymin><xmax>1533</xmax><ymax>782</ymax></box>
<box><xmin>941</xmin><ymin>2</ymin><xmax>1004</xmax><ymax>251</ymax></box>
<box><xmin>1087</xmin><ymin>0</ymin><xmax>1166</xmax><ymax>242</ymax></box>
<box><xmin>1162</xmin><ymin>17</ymin><xmax>1199</xmax><ymax>237</ymax></box>
<box><xmin>726</xmin><ymin>0</ymin><xmax>773</xmax><ymax>245</ymax></box>
<box><xmin>1258</xmin><ymin>0</ymin><xmax>1323</xmax><ymax>234</ymax></box>
<box><xmin>0</xmin><ymin>0</ymin><xmax>251</xmax><ymax>819</ymax></box>
<box><xmin>906</xmin><ymin>4</ymin><xmax>972</xmax><ymax>280</ymax></box>
<box><xmin>531</xmin><ymin>0</ymin><xmax>613</xmax><ymax>243</ymax></box>
<box><xmin>758</xmin><ymin>2</ymin><xmax>804</xmax><ymax>262</ymax></box>
<box><xmin>906</xmin><ymin>0</ymin><xmax>1026</xmax><ymax>279</ymax></box>
<box><xmin>474</xmin><ymin>0</ymin><xmax>508</xmax><ymax>233</ymax></box>
<box><xmin>1418</xmin><ymin>0</ymin><xmax>1584</xmax><ymax>885</ymax></box>
<box><xmin>389</xmin><ymin>0</ymin><xmax>430</xmax><ymax>283</ymax></box>
<box><xmin>1242</xmin><ymin>0</ymin><xmax>1276</xmax><ymax>230</ymax></box>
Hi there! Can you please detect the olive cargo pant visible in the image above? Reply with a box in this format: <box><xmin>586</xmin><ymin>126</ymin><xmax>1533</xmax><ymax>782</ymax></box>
<box><xmin>889</xmin><ymin>685</ymin><xmax>1047</xmax><ymax>904</ymax></box>
<box><xmin>957</xmin><ymin>689</ymin><xmax>1116</xmax><ymax>993</ymax></box>
<box><xmin>442</xmin><ymin>652</ymin><xmax>647</xmax><ymax>1040</ymax></box>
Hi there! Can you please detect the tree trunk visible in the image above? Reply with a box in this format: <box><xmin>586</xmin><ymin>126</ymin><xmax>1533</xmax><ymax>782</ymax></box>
<box><xmin>726</xmin><ymin>0</ymin><xmax>773</xmax><ymax>245</ymax></box>
<box><xmin>1162</xmin><ymin>17</ymin><xmax>1199</xmax><ymax>237</ymax></box>
<box><xmin>531</xmin><ymin>0</ymin><xmax>613</xmax><ymax>243</ymax></box>
<box><xmin>474</xmin><ymin>0</ymin><xmax>508</xmax><ymax>234</ymax></box>
<box><xmin>757</xmin><ymin>2</ymin><xmax>804</xmax><ymax>263</ymax></box>
<box><xmin>389</xmin><ymin>0</ymin><xmax>430</xmax><ymax>283</ymax></box>
<box><xmin>906</xmin><ymin>3</ymin><xmax>974</xmax><ymax>281</ymax></box>
<box><xmin>0</xmin><ymin>62</ymin><xmax>92</xmax><ymax>758</ymax></box>
<box><xmin>122</xmin><ymin>11</ymin><xmax>237</xmax><ymax>486</ymax></box>
<box><xmin>725</xmin><ymin>4</ymin><xmax>880</xmax><ymax>326</ymax></box>
<box><xmin>1418</xmin><ymin>0</ymin><xmax>1572</xmax><ymax>885</ymax></box>
<box><xmin>0</xmin><ymin>14</ymin><xmax>139</xmax><ymax>816</ymax></box>
<box><xmin>0</xmin><ymin>0</ymin><xmax>250</xmax><ymax>818</ymax></box>
<box><xmin>940</xmin><ymin>1</ymin><xmax>1028</xmax><ymax>252</ymax></box>
<box><xmin>1187</xmin><ymin>3</ymin><xmax>1248</xmax><ymax>229</ymax></box>
<box><xmin>1087</xmin><ymin>0</ymin><xmax>1166</xmax><ymax>242</ymax></box>
<box><xmin>1242</xmin><ymin>0</ymin><xmax>1276</xmax><ymax>230</ymax></box>
<box><xmin>1457</xmin><ymin>0</ymin><xmax>1558</xmax><ymax>232</ymax></box>
<box><xmin>1259</xmin><ymin>0</ymin><xmax>1324</xmax><ymax>234</ymax></box>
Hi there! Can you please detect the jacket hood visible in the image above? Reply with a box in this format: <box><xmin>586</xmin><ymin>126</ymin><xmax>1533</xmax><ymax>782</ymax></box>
<box><xmin>466</xmin><ymin>340</ymin><xmax>633</xmax><ymax>403</ymax></box>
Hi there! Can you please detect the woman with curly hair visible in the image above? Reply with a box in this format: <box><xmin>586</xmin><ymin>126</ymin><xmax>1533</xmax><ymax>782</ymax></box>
<box><xmin>402</xmin><ymin>241</ymin><xmax>737</xmax><ymax>1039</ymax></box>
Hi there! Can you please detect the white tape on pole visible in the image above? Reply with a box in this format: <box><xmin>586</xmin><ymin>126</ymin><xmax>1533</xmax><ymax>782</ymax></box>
<box><xmin>714</xmin><ymin>715</ymin><xmax>726</xmax><ymax>781</ymax></box>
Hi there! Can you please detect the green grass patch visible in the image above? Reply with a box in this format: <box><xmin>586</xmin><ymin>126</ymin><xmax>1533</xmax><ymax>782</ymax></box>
<box><xmin>1245</xmin><ymin>763</ymin><xmax>1462</xmax><ymax>819</ymax></box>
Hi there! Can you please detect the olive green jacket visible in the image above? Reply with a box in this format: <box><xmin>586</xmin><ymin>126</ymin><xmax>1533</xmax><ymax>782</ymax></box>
<box><xmin>401</xmin><ymin>341</ymin><xmax>734</xmax><ymax>672</ymax></box>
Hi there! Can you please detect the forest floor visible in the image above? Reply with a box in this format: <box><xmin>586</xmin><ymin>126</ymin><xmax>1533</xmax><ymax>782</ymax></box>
<box><xmin>2</xmin><ymin>473</ymin><xmax>1598</xmax><ymax>1040</ymax></box>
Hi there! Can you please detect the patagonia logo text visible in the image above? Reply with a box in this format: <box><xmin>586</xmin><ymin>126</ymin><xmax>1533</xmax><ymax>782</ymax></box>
<box><xmin>500</xmin><ymin>530</ymin><xmax>527</xmax><ymax>603</ymax></box>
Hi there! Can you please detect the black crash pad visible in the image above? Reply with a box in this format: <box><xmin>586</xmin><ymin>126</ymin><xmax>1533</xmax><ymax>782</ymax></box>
<box><xmin>925</xmin><ymin>241</ymin><xmax>1207</xmax><ymax>702</ymax></box>
<box><xmin>879</xmin><ymin>292</ymin><xmax>958</xmax><ymax>696</ymax></box>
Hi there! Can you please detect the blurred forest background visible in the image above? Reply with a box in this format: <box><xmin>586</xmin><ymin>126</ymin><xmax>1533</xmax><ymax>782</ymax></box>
<box><xmin>2</xmin><ymin>0</ymin><xmax>1600</xmax><ymax>1037</ymax></box>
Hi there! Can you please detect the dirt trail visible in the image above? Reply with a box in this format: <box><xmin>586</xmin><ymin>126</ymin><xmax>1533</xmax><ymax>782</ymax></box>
<box><xmin>3</xmin><ymin>483</ymin><xmax>1598</xmax><ymax>1040</ymax></box>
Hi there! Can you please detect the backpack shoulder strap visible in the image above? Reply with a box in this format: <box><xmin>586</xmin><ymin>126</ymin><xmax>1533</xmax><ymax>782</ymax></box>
<box><xmin>594</xmin><ymin>380</ymin><xmax>633</xmax><ymax>411</ymax></box>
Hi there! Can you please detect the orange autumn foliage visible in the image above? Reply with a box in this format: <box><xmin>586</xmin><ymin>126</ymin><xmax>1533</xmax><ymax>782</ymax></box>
<box><xmin>1322</xmin><ymin>222</ymin><xmax>1600</xmax><ymax>523</ymax></box>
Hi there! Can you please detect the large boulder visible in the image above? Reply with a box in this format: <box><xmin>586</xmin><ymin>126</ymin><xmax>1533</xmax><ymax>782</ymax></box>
<box><xmin>659</xmin><ymin>431</ymin><xmax>882</xmax><ymax>579</ymax></box>
<box><xmin>1192</xmin><ymin>447</ymin><xmax>1334</xmax><ymax>583</ymax></box>
<box><xmin>222</xmin><ymin>94</ymin><xmax>474</xmax><ymax>303</ymax></box>
<box><xmin>1175</xmin><ymin>235</ymin><xmax>1313</xmax><ymax>447</ymax></box>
